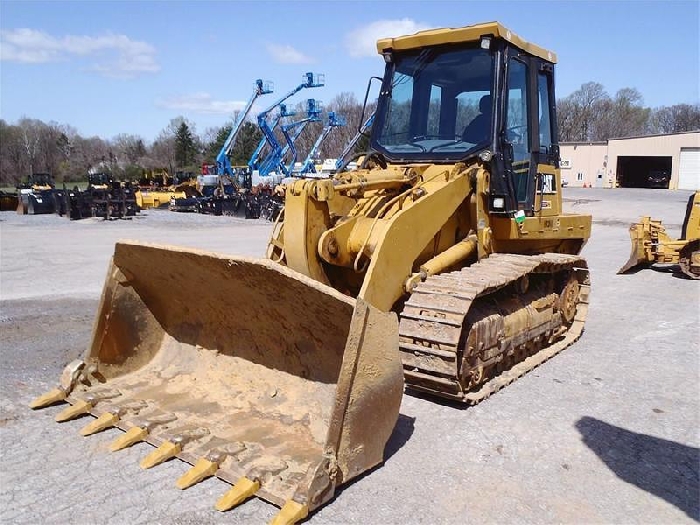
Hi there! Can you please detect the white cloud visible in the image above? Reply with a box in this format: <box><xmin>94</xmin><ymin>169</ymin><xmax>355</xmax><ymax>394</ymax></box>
<box><xmin>345</xmin><ymin>19</ymin><xmax>431</xmax><ymax>58</ymax></box>
<box><xmin>266</xmin><ymin>43</ymin><xmax>313</xmax><ymax>64</ymax></box>
<box><xmin>0</xmin><ymin>28</ymin><xmax>159</xmax><ymax>77</ymax></box>
<box><xmin>156</xmin><ymin>93</ymin><xmax>248</xmax><ymax>115</ymax></box>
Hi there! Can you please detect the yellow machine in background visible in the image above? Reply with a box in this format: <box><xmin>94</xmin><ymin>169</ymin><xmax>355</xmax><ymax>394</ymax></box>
<box><xmin>619</xmin><ymin>191</ymin><xmax>700</xmax><ymax>279</ymax></box>
<box><xmin>134</xmin><ymin>169</ymin><xmax>197</xmax><ymax>210</ymax></box>
<box><xmin>135</xmin><ymin>188</ymin><xmax>187</xmax><ymax>209</ymax></box>
<box><xmin>32</xmin><ymin>22</ymin><xmax>591</xmax><ymax>523</ymax></box>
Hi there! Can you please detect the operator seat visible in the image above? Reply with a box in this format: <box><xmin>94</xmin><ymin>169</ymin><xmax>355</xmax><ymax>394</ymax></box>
<box><xmin>462</xmin><ymin>94</ymin><xmax>492</xmax><ymax>144</ymax></box>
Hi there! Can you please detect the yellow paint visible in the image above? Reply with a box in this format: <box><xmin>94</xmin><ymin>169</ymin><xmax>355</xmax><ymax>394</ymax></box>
<box><xmin>269</xmin><ymin>499</ymin><xmax>309</xmax><ymax>525</ymax></box>
<box><xmin>29</xmin><ymin>388</ymin><xmax>65</xmax><ymax>409</ymax></box>
<box><xmin>376</xmin><ymin>21</ymin><xmax>557</xmax><ymax>63</ymax></box>
<box><xmin>176</xmin><ymin>458</ymin><xmax>218</xmax><ymax>489</ymax></box>
<box><xmin>140</xmin><ymin>441</ymin><xmax>181</xmax><ymax>469</ymax></box>
<box><xmin>55</xmin><ymin>399</ymin><xmax>91</xmax><ymax>422</ymax></box>
<box><xmin>215</xmin><ymin>477</ymin><xmax>260</xmax><ymax>511</ymax></box>
<box><xmin>109</xmin><ymin>426</ymin><xmax>148</xmax><ymax>452</ymax></box>
<box><xmin>358</xmin><ymin>168</ymin><xmax>472</xmax><ymax>311</ymax></box>
<box><xmin>80</xmin><ymin>412</ymin><xmax>119</xmax><ymax>436</ymax></box>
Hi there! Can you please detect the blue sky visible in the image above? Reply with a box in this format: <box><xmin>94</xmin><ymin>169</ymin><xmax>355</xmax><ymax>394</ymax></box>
<box><xmin>1</xmin><ymin>0</ymin><xmax>698</xmax><ymax>141</ymax></box>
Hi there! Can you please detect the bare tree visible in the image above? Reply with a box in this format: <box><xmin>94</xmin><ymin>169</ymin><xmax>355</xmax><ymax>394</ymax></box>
<box><xmin>17</xmin><ymin>118</ymin><xmax>45</xmax><ymax>176</ymax></box>
<box><xmin>283</xmin><ymin>92</ymin><xmax>371</xmax><ymax>165</ymax></box>
<box><xmin>0</xmin><ymin>120</ymin><xmax>27</xmax><ymax>185</ymax></box>
<box><xmin>649</xmin><ymin>104</ymin><xmax>700</xmax><ymax>134</ymax></box>
<box><xmin>113</xmin><ymin>134</ymin><xmax>148</xmax><ymax>165</ymax></box>
<box><xmin>151</xmin><ymin>117</ymin><xmax>203</xmax><ymax>172</ymax></box>
<box><xmin>557</xmin><ymin>82</ymin><xmax>610</xmax><ymax>141</ymax></box>
<box><xmin>321</xmin><ymin>92</ymin><xmax>366</xmax><ymax>159</ymax></box>
<box><xmin>151</xmin><ymin>131</ymin><xmax>176</xmax><ymax>173</ymax></box>
<box><xmin>594</xmin><ymin>88</ymin><xmax>650</xmax><ymax>139</ymax></box>
<box><xmin>64</xmin><ymin>136</ymin><xmax>111</xmax><ymax>180</ymax></box>
<box><xmin>39</xmin><ymin>122</ymin><xmax>68</xmax><ymax>178</ymax></box>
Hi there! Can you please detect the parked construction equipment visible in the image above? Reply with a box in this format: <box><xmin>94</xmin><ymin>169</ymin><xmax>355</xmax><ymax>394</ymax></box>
<box><xmin>274</xmin><ymin>99</ymin><xmax>323</xmax><ymax>177</ymax></box>
<box><xmin>250</xmin><ymin>73</ymin><xmax>324</xmax><ymax>186</ymax></box>
<box><xmin>618</xmin><ymin>191</ymin><xmax>700</xmax><ymax>279</ymax></box>
<box><xmin>248</xmin><ymin>104</ymin><xmax>295</xmax><ymax>175</ymax></box>
<box><xmin>32</xmin><ymin>22</ymin><xmax>591</xmax><ymax>523</ymax></box>
<box><xmin>216</xmin><ymin>79</ymin><xmax>273</xmax><ymax>176</ymax></box>
<box><xmin>16</xmin><ymin>173</ymin><xmax>56</xmax><ymax>215</ymax></box>
<box><xmin>64</xmin><ymin>173</ymin><xmax>138</xmax><ymax>220</ymax></box>
<box><xmin>134</xmin><ymin>170</ymin><xmax>196</xmax><ymax>211</ymax></box>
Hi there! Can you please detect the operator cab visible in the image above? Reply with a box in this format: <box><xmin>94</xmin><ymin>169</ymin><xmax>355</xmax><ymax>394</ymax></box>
<box><xmin>371</xmin><ymin>22</ymin><xmax>559</xmax><ymax>216</ymax></box>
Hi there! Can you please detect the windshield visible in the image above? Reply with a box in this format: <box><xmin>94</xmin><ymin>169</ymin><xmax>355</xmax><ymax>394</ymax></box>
<box><xmin>373</xmin><ymin>44</ymin><xmax>494</xmax><ymax>160</ymax></box>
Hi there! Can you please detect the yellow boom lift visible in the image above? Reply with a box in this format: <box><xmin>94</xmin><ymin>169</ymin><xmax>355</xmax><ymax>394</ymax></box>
<box><xmin>31</xmin><ymin>22</ymin><xmax>591</xmax><ymax>523</ymax></box>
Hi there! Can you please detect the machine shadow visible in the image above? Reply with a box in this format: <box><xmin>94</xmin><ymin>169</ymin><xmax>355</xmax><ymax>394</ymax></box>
<box><xmin>330</xmin><ymin>413</ymin><xmax>415</xmax><ymax>504</ymax></box>
<box><xmin>671</xmin><ymin>269</ymin><xmax>695</xmax><ymax>280</ymax></box>
<box><xmin>575</xmin><ymin>416</ymin><xmax>699</xmax><ymax>521</ymax></box>
<box><xmin>383</xmin><ymin>413</ymin><xmax>416</xmax><ymax>461</ymax></box>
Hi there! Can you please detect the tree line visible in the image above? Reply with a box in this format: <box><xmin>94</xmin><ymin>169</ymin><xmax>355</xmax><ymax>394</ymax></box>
<box><xmin>556</xmin><ymin>82</ymin><xmax>699</xmax><ymax>141</ymax></box>
<box><xmin>1</xmin><ymin>84</ymin><xmax>698</xmax><ymax>186</ymax></box>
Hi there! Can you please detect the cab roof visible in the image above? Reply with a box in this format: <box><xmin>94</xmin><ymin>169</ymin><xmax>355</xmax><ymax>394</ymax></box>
<box><xmin>376</xmin><ymin>21</ymin><xmax>557</xmax><ymax>64</ymax></box>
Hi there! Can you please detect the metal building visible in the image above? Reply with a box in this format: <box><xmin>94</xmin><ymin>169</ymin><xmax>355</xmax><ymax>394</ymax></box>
<box><xmin>560</xmin><ymin>131</ymin><xmax>700</xmax><ymax>190</ymax></box>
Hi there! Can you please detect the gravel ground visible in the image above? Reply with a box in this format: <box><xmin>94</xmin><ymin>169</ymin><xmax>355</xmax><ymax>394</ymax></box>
<box><xmin>0</xmin><ymin>188</ymin><xmax>698</xmax><ymax>524</ymax></box>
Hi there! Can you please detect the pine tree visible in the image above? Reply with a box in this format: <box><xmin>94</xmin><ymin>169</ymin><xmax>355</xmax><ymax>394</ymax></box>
<box><xmin>230</xmin><ymin>122</ymin><xmax>263</xmax><ymax>165</ymax></box>
<box><xmin>174</xmin><ymin>122</ymin><xmax>196</xmax><ymax>168</ymax></box>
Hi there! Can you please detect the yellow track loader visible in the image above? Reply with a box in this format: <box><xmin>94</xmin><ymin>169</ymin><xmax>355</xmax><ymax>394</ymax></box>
<box><xmin>31</xmin><ymin>22</ymin><xmax>591</xmax><ymax>523</ymax></box>
<box><xmin>618</xmin><ymin>191</ymin><xmax>700</xmax><ymax>279</ymax></box>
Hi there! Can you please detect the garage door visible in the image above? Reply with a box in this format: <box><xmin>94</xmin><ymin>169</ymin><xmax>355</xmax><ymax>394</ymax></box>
<box><xmin>678</xmin><ymin>148</ymin><xmax>700</xmax><ymax>190</ymax></box>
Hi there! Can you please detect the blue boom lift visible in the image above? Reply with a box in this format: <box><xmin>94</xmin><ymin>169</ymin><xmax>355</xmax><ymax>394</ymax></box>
<box><xmin>215</xmin><ymin>79</ymin><xmax>273</xmax><ymax>176</ymax></box>
<box><xmin>274</xmin><ymin>99</ymin><xmax>323</xmax><ymax>177</ymax></box>
<box><xmin>248</xmin><ymin>72</ymin><xmax>324</xmax><ymax>178</ymax></box>
<box><xmin>297</xmin><ymin>111</ymin><xmax>346</xmax><ymax>176</ymax></box>
<box><xmin>247</xmin><ymin>104</ymin><xmax>295</xmax><ymax>173</ymax></box>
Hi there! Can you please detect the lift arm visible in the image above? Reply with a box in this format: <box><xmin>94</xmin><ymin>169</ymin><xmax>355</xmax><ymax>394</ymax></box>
<box><xmin>280</xmin><ymin>100</ymin><xmax>323</xmax><ymax>176</ymax></box>
<box><xmin>248</xmin><ymin>104</ymin><xmax>294</xmax><ymax>170</ymax></box>
<box><xmin>299</xmin><ymin>112</ymin><xmax>346</xmax><ymax>175</ymax></box>
<box><xmin>216</xmin><ymin>79</ymin><xmax>273</xmax><ymax>176</ymax></box>
<box><xmin>250</xmin><ymin>72</ymin><xmax>324</xmax><ymax>173</ymax></box>
<box><xmin>257</xmin><ymin>99</ymin><xmax>322</xmax><ymax>177</ymax></box>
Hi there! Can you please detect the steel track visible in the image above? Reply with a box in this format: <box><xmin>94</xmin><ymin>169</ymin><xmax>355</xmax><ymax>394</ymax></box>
<box><xmin>399</xmin><ymin>253</ymin><xmax>590</xmax><ymax>404</ymax></box>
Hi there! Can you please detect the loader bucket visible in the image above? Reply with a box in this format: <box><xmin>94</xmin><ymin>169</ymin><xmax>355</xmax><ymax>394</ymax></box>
<box><xmin>618</xmin><ymin>217</ymin><xmax>655</xmax><ymax>274</ymax></box>
<box><xmin>33</xmin><ymin>241</ymin><xmax>404</xmax><ymax>519</ymax></box>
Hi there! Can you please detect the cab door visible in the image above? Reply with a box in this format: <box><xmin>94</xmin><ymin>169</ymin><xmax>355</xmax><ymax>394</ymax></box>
<box><xmin>502</xmin><ymin>50</ymin><xmax>561</xmax><ymax>216</ymax></box>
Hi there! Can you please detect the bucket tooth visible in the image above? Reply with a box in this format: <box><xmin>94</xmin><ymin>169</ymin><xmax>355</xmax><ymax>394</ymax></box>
<box><xmin>269</xmin><ymin>499</ymin><xmax>309</xmax><ymax>525</ymax></box>
<box><xmin>110</xmin><ymin>426</ymin><xmax>148</xmax><ymax>452</ymax></box>
<box><xmin>29</xmin><ymin>387</ymin><xmax>66</xmax><ymax>409</ymax></box>
<box><xmin>80</xmin><ymin>412</ymin><xmax>120</xmax><ymax>436</ymax></box>
<box><xmin>55</xmin><ymin>399</ymin><xmax>92</xmax><ymax>422</ymax></box>
<box><xmin>140</xmin><ymin>441</ymin><xmax>181</xmax><ymax>469</ymax></box>
<box><xmin>215</xmin><ymin>476</ymin><xmax>260</xmax><ymax>512</ymax></box>
<box><xmin>176</xmin><ymin>457</ymin><xmax>218</xmax><ymax>490</ymax></box>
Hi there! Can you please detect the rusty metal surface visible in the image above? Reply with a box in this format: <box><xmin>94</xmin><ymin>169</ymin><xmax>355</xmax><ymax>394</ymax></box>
<box><xmin>399</xmin><ymin>253</ymin><xmax>590</xmax><ymax>403</ymax></box>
